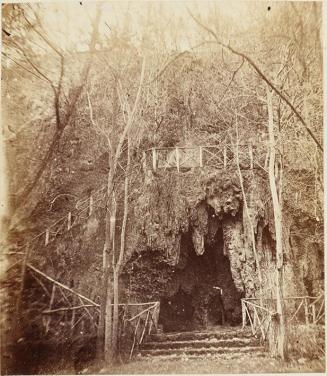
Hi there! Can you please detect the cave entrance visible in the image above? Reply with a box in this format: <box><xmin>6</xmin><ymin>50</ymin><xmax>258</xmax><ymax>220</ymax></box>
<box><xmin>158</xmin><ymin>225</ymin><xmax>243</xmax><ymax>333</ymax></box>
<box><xmin>158</xmin><ymin>288</ymin><xmax>195</xmax><ymax>332</ymax></box>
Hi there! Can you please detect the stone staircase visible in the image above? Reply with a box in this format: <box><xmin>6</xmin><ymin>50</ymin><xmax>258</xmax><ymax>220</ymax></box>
<box><xmin>136</xmin><ymin>327</ymin><xmax>266</xmax><ymax>361</ymax></box>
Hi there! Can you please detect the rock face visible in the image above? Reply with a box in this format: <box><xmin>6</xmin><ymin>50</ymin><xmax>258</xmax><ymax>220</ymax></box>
<box><xmin>14</xmin><ymin>152</ymin><xmax>323</xmax><ymax>339</ymax></box>
<box><xmin>123</xmin><ymin>164</ymin><xmax>323</xmax><ymax>331</ymax></box>
<box><xmin>17</xmin><ymin>158</ymin><xmax>323</xmax><ymax>336</ymax></box>
<box><xmin>122</xmin><ymin>168</ymin><xmax>273</xmax><ymax>329</ymax></box>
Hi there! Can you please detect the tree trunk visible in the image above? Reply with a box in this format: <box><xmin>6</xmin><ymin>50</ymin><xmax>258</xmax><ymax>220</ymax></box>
<box><xmin>234</xmin><ymin>118</ymin><xmax>263</xmax><ymax>297</ymax></box>
<box><xmin>266</xmin><ymin>86</ymin><xmax>288</xmax><ymax>360</ymax></box>
<box><xmin>97</xmin><ymin>59</ymin><xmax>145</xmax><ymax>362</ymax></box>
<box><xmin>112</xmin><ymin>270</ymin><xmax>119</xmax><ymax>358</ymax></box>
<box><xmin>96</xmin><ymin>161</ymin><xmax>115</xmax><ymax>361</ymax></box>
<box><xmin>112</xmin><ymin>138</ymin><xmax>131</xmax><ymax>358</ymax></box>
<box><xmin>96</xmin><ymin>76</ymin><xmax>121</xmax><ymax>362</ymax></box>
<box><xmin>104</xmin><ymin>293</ymin><xmax>113</xmax><ymax>363</ymax></box>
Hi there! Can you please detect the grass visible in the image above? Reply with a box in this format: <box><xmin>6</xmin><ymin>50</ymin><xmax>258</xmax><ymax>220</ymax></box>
<box><xmin>98</xmin><ymin>354</ymin><xmax>325</xmax><ymax>374</ymax></box>
<box><xmin>29</xmin><ymin>348</ymin><xmax>326</xmax><ymax>374</ymax></box>
<box><xmin>287</xmin><ymin>324</ymin><xmax>325</xmax><ymax>360</ymax></box>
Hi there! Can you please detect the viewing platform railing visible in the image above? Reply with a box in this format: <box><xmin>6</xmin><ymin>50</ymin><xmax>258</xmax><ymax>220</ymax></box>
<box><xmin>143</xmin><ymin>143</ymin><xmax>268</xmax><ymax>172</ymax></box>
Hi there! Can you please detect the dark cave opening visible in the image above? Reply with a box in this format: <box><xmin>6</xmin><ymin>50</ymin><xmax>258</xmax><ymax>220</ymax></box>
<box><xmin>158</xmin><ymin>221</ymin><xmax>243</xmax><ymax>333</ymax></box>
<box><xmin>159</xmin><ymin>288</ymin><xmax>195</xmax><ymax>332</ymax></box>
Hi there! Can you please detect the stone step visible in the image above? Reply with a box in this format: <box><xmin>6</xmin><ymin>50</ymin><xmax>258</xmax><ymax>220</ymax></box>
<box><xmin>148</xmin><ymin>328</ymin><xmax>252</xmax><ymax>343</ymax></box>
<box><xmin>139</xmin><ymin>345</ymin><xmax>265</xmax><ymax>358</ymax></box>
<box><xmin>135</xmin><ymin>350</ymin><xmax>267</xmax><ymax>362</ymax></box>
<box><xmin>142</xmin><ymin>337</ymin><xmax>260</xmax><ymax>350</ymax></box>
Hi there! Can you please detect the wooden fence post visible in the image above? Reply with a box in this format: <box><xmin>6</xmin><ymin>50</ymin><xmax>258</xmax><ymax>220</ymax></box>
<box><xmin>89</xmin><ymin>194</ymin><xmax>93</xmax><ymax>216</ymax></box>
<box><xmin>154</xmin><ymin>302</ymin><xmax>160</xmax><ymax>332</ymax></box>
<box><xmin>312</xmin><ymin>303</ymin><xmax>316</xmax><ymax>323</ymax></box>
<box><xmin>199</xmin><ymin>146</ymin><xmax>203</xmax><ymax>167</ymax></box>
<box><xmin>71</xmin><ymin>295</ymin><xmax>76</xmax><ymax>335</ymax></box>
<box><xmin>16</xmin><ymin>244</ymin><xmax>31</xmax><ymax>317</ymax></box>
<box><xmin>242</xmin><ymin>300</ymin><xmax>246</xmax><ymax>329</ymax></box>
<box><xmin>45</xmin><ymin>285</ymin><xmax>56</xmax><ymax>334</ymax></box>
<box><xmin>45</xmin><ymin>229</ymin><xmax>50</xmax><ymax>245</ymax></box>
<box><xmin>176</xmin><ymin>147</ymin><xmax>180</xmax><ymax>172</ymax></box>
<box><xmin>253</xmin><ymin>308</ymin><xmax>258</xmax><ymax>332</ymax></box>
<box><xmin>142</xmin><ymin>151</ymin><xmax>147</xmax><ymax>171</ymax></box>
<box><xmin>264</xmin><ymin>151</ymin><xmax>269</xmax><ymax>170</ymax></box>
<box><xmin>152</xmin><ymin>148</ymin><xmax>156</xmax><ymax>171</ymax></box>
<box><xmin>223</xmin><ymin>145</ymin><xmax>227</xmax><ymax>169</ymax></box>
<box><xmin>304</xmin><ymin>298</ymin><xmax>309</xmax><ymax>324</ymax></box>
<box><xmin>249</xmin><ymin>143</ymin><xmax>253</xmax><ymax>169</ymax></box>
<box><xmin>67</xmin><ymin>212</ymin><xmax>72</xmax><ymax>230</ymax></box>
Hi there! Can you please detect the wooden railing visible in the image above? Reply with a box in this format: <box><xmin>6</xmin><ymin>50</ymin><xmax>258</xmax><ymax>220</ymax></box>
<box><xmin>12</xmin><ymin>143</ymin><xmax>266</xmax><ymax>261</ymax></box>
<box><xmin>284</xmin><ymin>295</ymin><xmax>325</xmax><ymax>325</ymax></box>
<box><xmin>19</xmin><ymin>144</ymin><xmax>264</xmax><ymax>253</ymax></box>
<box><xmin>242</xmin><ymin>294</ymin><xmax>325</xmax><ymax>342</ymax></box>
<box><xmin>22</xmin><ymin>268</ymin><xmax>160</xmax><ymax>356</ymax></box>
<box><xmin>25</xmin><ymin>264</ymin><xmax>100</xmax><ymax>340</ymax></box>
<box><xmin>241</xmin><ymin>299</ymin><xmax>274</xmax><ymax>341</ymax></box>
<box><xmin>13</xmin><ymin>143</ymin><xmax>266</xmax><ymax>274</ymax></box>
<box><xmin>143</xmin><ymin>143</ymin><xmax>267</xmax><ymax>172</ymax></box>
<box><xmin>309</xmin><ymin>294</ymin><xmax>325</xmax><ymax>324</ymax></box>
<box><xmin>10</xmin><ymin>185</ymin><xmax>109</xmax><ymax>286</ymax></box>
<box><xmin>23</xmin><ymin>185</ymin><xmax>107</xmax><ymax>252</ymax></box>
<box><xmin>123</xmin><ymin>301</ymin><xmax>160</xmax><ymax>359</ymax></box>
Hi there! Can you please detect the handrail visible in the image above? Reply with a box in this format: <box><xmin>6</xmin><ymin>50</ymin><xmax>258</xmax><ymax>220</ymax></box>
<box><xmin>242</xmin><ymin>298</ymin><xmax>275</xmax><ymax>342</ymax></box>
<box><xmin>245</xmin><ymin>296</ymin><xmax>322</xmax><ymax>301</ymax></box>
<box><xmin>109</xmin><ymin>301</ymin><xmax>159</xmax><ymax>307</ymax></box>
<box><xmin>27</xmin><ymin>263</ymin><xmax>100</xmax><ymax>307</ymax></box>
<box><xmin>145</xmin><ymin>143</ymin><xmax>254</xmax><ymax>152</ymax></box>
<box><xmin>243</xmin><ymin>300</ymin><xmax>272</xmax><ymax>314</ymax></box>
<box><xmin>16</xmin><ymin>185</ymin><xmax>108</xmax><ymax>250</ymax></box>
<box><xmin>308</xmin><ymin>293</ymin><xmax>325</xmax><ymax>324</ymax></box>
<box><xmin>242</xmin><ymin>294</ymin><xmax>325</xmax><ymax>342</ymax></box>
<box><xmin>308</xmin><ymin>293</ymin><xmax>324</xmax><ymax>306</ymax></box>
<box><xmin>145</xmin><ymin>143</ymin><xmax>266</xmax><ymax>172</ymax></box>
<box><xmin>14</xmin><ymin>143</ymin><xmax>260</xmax><ymax>256</ymax></box>
<box><xmin>125</xmin><ymin>301</ymin><xmax>160</xmax><ymax>359</ymax></box>
<box><xmin>126</xmin><ymin>302</ymin><xmax>158</xmax><ymax>322</ymax></box>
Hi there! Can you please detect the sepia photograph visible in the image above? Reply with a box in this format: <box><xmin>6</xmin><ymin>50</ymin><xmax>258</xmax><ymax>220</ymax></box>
<box><xmin>0</xmin><ymin>0</ymin><xmax>325</xmax><ymax>374</ymax></box>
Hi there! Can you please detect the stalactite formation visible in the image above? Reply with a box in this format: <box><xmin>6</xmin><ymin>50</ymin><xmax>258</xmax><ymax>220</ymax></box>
<box><xmin>122</xmin><ymin>168</ymin><xmax>284</xmax><ymax>330</ymax></box>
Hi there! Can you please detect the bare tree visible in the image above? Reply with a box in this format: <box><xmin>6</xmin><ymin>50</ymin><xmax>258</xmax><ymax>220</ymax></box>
<box><xmin>87</xmin><ymin>58</ymin><xmax>146</xmax><ymax>362</ymax></box>
<box><xmin>2</xmin><ymin>4</ymin><xmax>101</xmax><ymax>215</ymax></box>
<box><xmin>266</xmin><ymin>87</ymin><xmax>287</xmax><ymax>359</ymax></box>
<box><xmin>187</xmin><ymin>8</ymin><xmax>323</xmax><ymax>154</ymax></box>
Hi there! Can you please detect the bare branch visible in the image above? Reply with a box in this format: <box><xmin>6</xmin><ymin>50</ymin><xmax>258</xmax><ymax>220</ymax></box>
<box><xmin>22</xmin><ymin>6</ymin><xmax>63</xmax><ymax>59</ymax></box>
<box><xmin>150</xmin><ymin>51</ymin><xmax>192</xmax><ymax>83</ymax></box>
<box><xmin>1</xmin><ymin>51</ymin><xmax>47</xmax><ymax>82</ymax></box>
<box><xmin>86</xmin><ymin>90</ymin><xmax>113</xmax><ymax>151</ymax></box>
<box><xmin>113</xmin><ymin>57</ymin><xmax>146</xmax><ymax>170</ymax></box>
<box><xmin>49</xmin><ymin>193</ymin><xmax>77</xmax><ymax>211</ymax></box>
<box><xmin>15</xmin><ymin>5</ymin><xmax>102</xmax><ymax>208</ymax></box>
<box><xmin>187</xmin><ymin>8</ymin><xmax>323</xmax><ymax>153</ymax></box>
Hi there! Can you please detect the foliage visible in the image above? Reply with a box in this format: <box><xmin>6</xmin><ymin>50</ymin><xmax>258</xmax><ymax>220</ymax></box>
<box><xmin>287</xmin><ymin>324</ymin><xmax>325</xmax><ymax>360</ymax></box>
